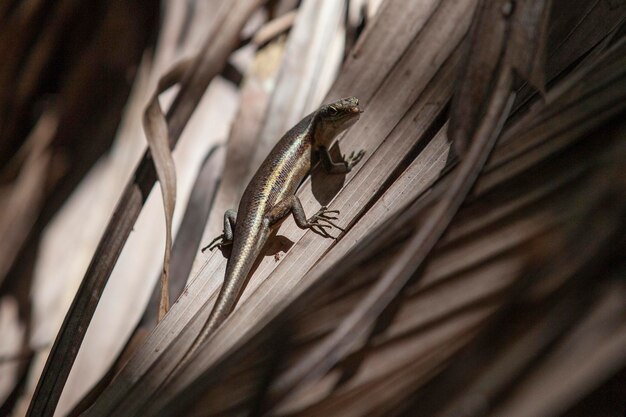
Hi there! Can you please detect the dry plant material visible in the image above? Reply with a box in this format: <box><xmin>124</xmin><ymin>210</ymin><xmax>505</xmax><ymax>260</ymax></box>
<box><xmin>26</xmin><ymin>1</ymin><xmax>264</xmax><ymax>416</ymax></box>
<box><xmin>449</xmin><ymin>0</ymin><xmax>549</xmax><ymax>155</ymax></box>
<box><xmin>63</xmin><ymin>143</ymin><xmax>227</xmax><ymax>417</ymax></box>
<box><xmin>271</xmin><ymin>0</ymin><xmax>550</xmax><ymax>403</ymax></box>
<box><xmin>128</xmin><ymin>10</ymin><xmax>624</xmax><ymax>417</ymax></box>
<box><xmin>0</xmin><ymin>1</ymin><xmax>157</xmax><ymax>414</ymax></box>
<box><xmin>92</xmin><ymin>0</ymin><xmax>481</xmax><ymax>414</ymax></box>
<box><xmin>23</xmin><ymin>7</ymin><xmax>227</xmax><ymax>413</ymax></box>
<box><xmin>404</xmin><ymin>132</ymin><xmax>626</xmax><ymax>417</ymax></box>
<box><xmin>142</xmin><ymin>145</ymin><xmax>227</xmax><ymax>329</ymax></box>
<box><xmin>143</xmin><ymin>63</ymin><xmax>184</xmax><ymax>321</ymax></box>
<box><xmin>0</xmin><ymin>0</ymin><xmax>156</xmax><ymax>289</ymax></box>
<box><xmin>2</xmin><ymin>1</ymin><xmax>623</xmax><ymax>416</ymax></box>
<box><xmin>272</xmin><ymin>35</ymin><xmax>626</xmax><ymax>416</ymax></box>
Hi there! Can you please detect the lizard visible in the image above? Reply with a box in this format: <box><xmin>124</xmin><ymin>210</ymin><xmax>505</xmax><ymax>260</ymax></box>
<box><xmin>198</xmin><ymin>96</ymin><xmax>364</xmax><ymax>342</ymax></box>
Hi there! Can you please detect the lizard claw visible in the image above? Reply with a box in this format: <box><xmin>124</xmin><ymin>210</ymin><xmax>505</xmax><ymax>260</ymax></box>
<box><xmin>310</xmin><ymin>224</ymin><xmax>337</xmax><ymax>239</ymax></box>
<box><xmin>307</xmin><ymin>206</ymin><xmax>344</xmax><ymax>238</ymax></box>
<box><xmin>343</xmin><ymin>149</ymin><xmax>365</xmax><ymax>171</ymax></box>
<box><xmin>315</xmin><ymin>209</ymin><xmax>340</xmax><ymax>220</ymax></box>
<box><xmin>315</xmin><ymin>216</ymin><xmax>345</xmax><ymax>232</ymax></box>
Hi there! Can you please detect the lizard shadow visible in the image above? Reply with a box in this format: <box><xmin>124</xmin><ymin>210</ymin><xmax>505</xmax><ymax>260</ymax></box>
<box><xmin>213</xmin><ymin>230</ymin><xmax>294</xmax><ymax>308</ymax></box>
<box><xmin>310</xmin><ymin>144</ymin><xmax>349</xmax><ymax>205</ymax></box>
<box><xmin>216</xmin><ymin>233</ymin><xmax>293</xmax><ymax>261</ymax></box>
<box><xmin>262</xmin><ymin>234</ymin><xmax>295</xmax><ymax>260</ymax></box>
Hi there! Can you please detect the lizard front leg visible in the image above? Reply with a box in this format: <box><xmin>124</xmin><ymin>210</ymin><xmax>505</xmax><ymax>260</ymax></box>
<box><xmin>202</xmin><ymin>209</ymin><xmax>237</xmax><ymax>252</ymax></box>
<box><xmin>318</xmin><ymin>145</ymin><xmax>365</xmax><ymax>174</ymax></box>
<box><xmin>265</xmin><ymin>195</ymin><xmax>344</xmax><ymax>239</ymax></box>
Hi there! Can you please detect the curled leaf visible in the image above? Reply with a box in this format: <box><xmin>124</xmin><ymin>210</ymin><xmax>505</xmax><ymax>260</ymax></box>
<box><xmin>143</xmin><ymin>59</ymin><xmax>194</xmax><ymax>321</ymax></box>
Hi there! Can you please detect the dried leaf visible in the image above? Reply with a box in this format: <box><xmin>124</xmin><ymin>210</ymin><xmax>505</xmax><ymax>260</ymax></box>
<box><xmin>25</xmin><ymin>1</ymin><xmax>264</xmax><ymax>415</ymax></box>
<box><xmin>143</xmin><ymin>58</ymin><xmax>196</xmax><ymax>321</ymax></box>
<box><xmin>449</xmin><ymin>0</ymin><xmax>551</xmax><ymax>156</ymax></box>
<box><xmin>144</xmin><ymin>80</ymin><xmax>175</xmax><ymax>321</ymax></box>
<box><xmin>142</xmin><ymin>145</ymin><xmax>226</xmax><ymax>329</ymax></box>
<box><xmin>115</xmin><ymin>0</ymin><xmax>480</xmax><ymax>414</ymax></box>
<box><xmin>148</xmin><ymin>20</ymin><xmax>625</xmax><ymax>417</ymax></box>
<box><xmin>403</xmin><ymin>129</ymin><xmax>626</xmax><ymax>417</ymax></box>
<box><xmin>9</xmin><ymin>2</ymin><xmax>625</xmax><ymax>417</ymax></box>
<box><xmin>271</xmin><ymin>0</ymin><xmax>552</xmax><ymax>404</ymax></box>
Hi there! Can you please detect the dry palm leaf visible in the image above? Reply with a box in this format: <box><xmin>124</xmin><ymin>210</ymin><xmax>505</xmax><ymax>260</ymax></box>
<box><xmin>4</xmin><ymin>0</ymin><xmax>624</xmax><ymax>416</ymax></box>
<box><xmin>142</xmin><ymin>145</ymin><xmax>227</xmax><ymax>330</ymax></box>
<box><xmin>61</xmin><ymin>141</ymin><xmax>226</xmax><ymax>417</ymax></box>
<box><xmin>0</xmin><ymin>0</ymin><xmax>157</xmax><ymax>291</ymax></box>
<box><xmin>83</xmin><ymin>0</ymin><xmax>482</xmax><ymax>415</ymax></box>
<box><xmin>26</xmin><ymin>1</ymin><xmax>264</xmax><ymax>416</ymax></box>
<box><xmin>0</xmin><ymin>0</ymin><xmax>157</xmax><ymax>414</ymax></box>
<box><xmin>74</xmin><ymin>0</ymin><xmax>626</xmax><ymax>415</ymax></box>
<box><xmin>271</xmin><ymin>0</ymin><xmax>551</xmax><ymax>397</ymax></box>
<box><xmin>123</xmin><ymin>6</ymin><xmax>625</xmax><ymax>417</ymax></box>
<box><xmin>189</xmin><ymin>0</ymin><xmax>346</xmax><ymax>281</ymax></box>
<box><xmin>403</xmin><ymin>130</ymin><xmax>626</xmax><ymax>417</ymax></box>
<box><xmin>154</xmin><ymin>34</ymin><xmax>626</xmax><ymax>416</ymax></box>
<box><xmin>143</xmin><ymin>64</ymin><xmax>181</xmax><ymax>321</ymax></box>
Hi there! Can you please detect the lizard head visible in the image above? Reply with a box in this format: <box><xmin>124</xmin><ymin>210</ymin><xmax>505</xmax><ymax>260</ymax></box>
<box><xmin>315</xmin><ymin>97</ymin><xmax>363</xmax><ymax>146</ymax></box>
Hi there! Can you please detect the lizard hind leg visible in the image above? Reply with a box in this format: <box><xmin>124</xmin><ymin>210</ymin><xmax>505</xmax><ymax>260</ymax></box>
<box><xmin>202</xmin><ymin>209</ymin><xmax>237</xmax><ymax>252</ymax></box>
<box><xmin>265</xmin><ymin>195</ymin><xmax>344</xmax><ymax>239</ymax></box>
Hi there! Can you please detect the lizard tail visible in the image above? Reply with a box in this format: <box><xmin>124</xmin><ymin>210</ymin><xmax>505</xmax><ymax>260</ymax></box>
<box><xmin>171</xmin><ymin>225</ymin><xmax>269</xmax><ymax>385</ymax></box>
<box><xmin>163</xmin><ymin>253</ymin><xmax>255</xmax><ymax>391</ymax></box>
<box><xmin>185</xmin><ymin>231</ymin><xmax>266</xmax><ymax>360</ymax></box>
<box><xmin>203</xmin><ymin>257</ymin><xmax>252</xmax><ymax>336</ymax></box>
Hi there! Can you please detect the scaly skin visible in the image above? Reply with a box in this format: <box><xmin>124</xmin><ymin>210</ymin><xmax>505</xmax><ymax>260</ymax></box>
<box><xmin>196</xmin><ymin>97</ymin><xmax>364</xmax><ymax>346</ymax></box>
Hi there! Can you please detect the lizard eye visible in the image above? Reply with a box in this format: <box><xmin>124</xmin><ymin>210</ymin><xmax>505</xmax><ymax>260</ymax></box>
<box><xmin>328</xmin><ymin>106</ymin><xmax>338</xmax><ymax>116</ymax></box>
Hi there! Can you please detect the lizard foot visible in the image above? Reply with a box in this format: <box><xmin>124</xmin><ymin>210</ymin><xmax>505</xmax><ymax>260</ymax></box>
<box><xmin>343</xmin><ymin>149</ymin><xmax>365</xmax><ymax>171</ymax></box>
<box><xmin>307</xmin><ymin>206</ymin><xmax>345</xmax><ymax>239</ymax></box>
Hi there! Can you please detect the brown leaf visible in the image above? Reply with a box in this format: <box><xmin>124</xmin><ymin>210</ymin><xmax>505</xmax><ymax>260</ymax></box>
<box><xmin>143</xmin><ymin>61</ymin><xmax>187</xmax><ymax>322</ymax></box>
<box><xmin>20</xmin><ymin>2</ymin><xmax>626</xmax><ymax>417</ymax></box>
<box><xmin>25</xmin><ymin>1</ymin><xmax>264</xmax><ymax>415</ymax></box>
<box><xmin>270</xmin><ymin>0</ymin><xmax>553</xmax><ymax>403</ymax></box>
<box><xmin>121</xmin><ymin>0</ymin><xmax>479</xmax><ymax>414</ymax></box>
<box><xmin>449</xmin><ymin>0</ymin><xmax>551</xmax><ymax>157</ymax></box>
<box><xmin>152</xmin><ymin>23</ymin><xmax>625</xmax><ymax>417</ymax></box>
<box><xmin>142</xmin><ymin>145</ymin><xmax>226</xmax><ymax>329</ymax></box>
